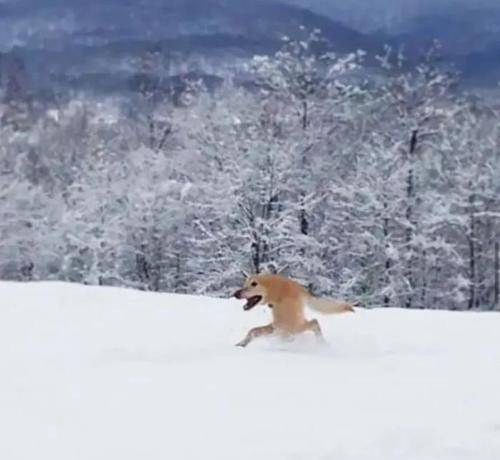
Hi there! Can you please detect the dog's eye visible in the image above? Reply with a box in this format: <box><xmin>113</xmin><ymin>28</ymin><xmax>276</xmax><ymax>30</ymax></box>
<box><xmin>250</xmin><ymin>281</ymin><xmax>258</xmax><ymax>287</ymax></box>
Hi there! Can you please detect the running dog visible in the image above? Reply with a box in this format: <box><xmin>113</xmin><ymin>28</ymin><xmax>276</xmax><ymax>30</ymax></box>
<box><xmin>233</xmin><ymin>273</ymin><xmax>355</xmax><ymax>347</ymax></box>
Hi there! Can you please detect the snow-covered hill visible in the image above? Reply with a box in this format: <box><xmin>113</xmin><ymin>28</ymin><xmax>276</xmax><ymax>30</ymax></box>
<box><xmin>1</xmin><ymin>282</ymin><xmax>499</xmax><ymax>460</ymax></box>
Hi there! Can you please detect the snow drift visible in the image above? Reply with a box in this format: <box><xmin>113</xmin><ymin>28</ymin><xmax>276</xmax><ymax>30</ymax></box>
<box><xmin>1</xmin><ymin>282</ymin><xmax>499</xmax><ymax>460</ymax></box>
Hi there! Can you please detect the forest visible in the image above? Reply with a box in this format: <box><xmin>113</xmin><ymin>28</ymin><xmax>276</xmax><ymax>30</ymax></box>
<box><xmin>1</xmin><ymin>32</ymin><xmax>499</xmax><ymax>310</ymax></box>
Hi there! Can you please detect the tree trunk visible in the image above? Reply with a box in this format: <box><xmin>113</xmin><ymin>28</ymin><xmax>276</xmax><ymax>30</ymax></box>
<box><xmin>468</xmin><ymin>194</ymin><xmax>476</xmax><ymax>310</ymax></box>
<box><xmin>383</xmin><ymin>200</ymin><xmax>391</xmax><ymax>308</ymax></box>
<box><xmin>299</xmin><ymin>99</ymin><xmax>309</xmax><ymax>237</ymax></box>
<box><xmin>405</xmin><ymin>129</ymin><xmax>418</xmax><ymax>309</ymax></box>
<box><xmin>136</xmin><ymin>252</ymin><xmax>150</xmax><ymax>289</ymax></box>
<box><xmin>421</xmin><ymin>249</ymin><xmax>427</xmax><ymax>309</ymax></box>
<box><xmin>148</xmin><ymin>114</ymin><xmax>155</xmax><ymax>150</ymax></box>
<box><xmin>251</xmin><ymin>227</ymin><xmax>261</xmax><ymax>274</ymax></box>
<box><xmin>261</xmin><ymin>194</ymin><xmax>278</xmax><ymax>265</ymax></box>
<box><xmin>20</xmin><ymin>261</ymin><xmax>34</xmax><ymax>281</ymax></box>
<box><xmin>251</xmin><ymin>239</ymin><xmax>260</xmax><ymax>274</ymax></box>
<box><xmin>302</xmin><ymin>100</ymin><xmax>308</xmax><ymax>130</ymax></box>
<box><xmin>495</xmin><ymin>240</ymin><xmax>499</xmax><ymax>309</ymax></box>
<box><xmin>174</xmin><ymin>252</ymin><xmax>181</xmax><ymax>291</ymax></box>
<box><xmin>300</xmin><ymin>209</ymin><xmax>309</xmax><ymax>236</ymax></box>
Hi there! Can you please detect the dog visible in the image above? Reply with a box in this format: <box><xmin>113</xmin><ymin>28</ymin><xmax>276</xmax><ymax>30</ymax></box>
<box><xmin>233</xmin><ymin>273</ymin><xmax>355</xmax><ymax>347</ymax></box>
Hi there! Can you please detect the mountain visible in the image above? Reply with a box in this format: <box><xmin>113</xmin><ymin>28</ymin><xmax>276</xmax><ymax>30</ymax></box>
<box><xmin>1</xmin><ymin>0</ymin><xmax>500</xmax><ymax>99</ymax></box>
<box><xmin>389</xmin><ymin>6</ymin><xmax>500</xmax><ymax>86</ymax></box>
<box><xmin>269</xmin><ymin>1</ymin><xmax>500</xmax><ymax>87</ymax></box>
<box><xmin>269</xmin><ymin>0</ymin><xmax>500</xmax><ymax>32</ymax></box>
<box><xmin>0</xmin><ymin>0</ymin><xmax>371</xmax><ymax>51</ymax></box>
<box><xmin>0</xmin><ymin>0</ymin><xmax>376</xmax><ymax>97</ymax></box>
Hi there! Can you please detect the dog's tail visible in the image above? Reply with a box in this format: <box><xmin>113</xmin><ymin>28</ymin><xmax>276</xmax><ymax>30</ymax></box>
<box><xmin>305</xmin><ymin>295</ymin><xmax>356</xmax><ymax>314</ymax></box>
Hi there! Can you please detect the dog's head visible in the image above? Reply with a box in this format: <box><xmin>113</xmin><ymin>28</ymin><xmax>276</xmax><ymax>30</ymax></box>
<box><xmin>233</xmin><ymin>275</ymin><xmax>268</xmax><ymax>311</ymax></box>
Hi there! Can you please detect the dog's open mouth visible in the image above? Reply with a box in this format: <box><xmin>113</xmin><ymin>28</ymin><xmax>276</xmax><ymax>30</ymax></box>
<box><xmin>244</xmin><ymin>295</ymin><xmax>262</xmax><ymax>311</ymax></box>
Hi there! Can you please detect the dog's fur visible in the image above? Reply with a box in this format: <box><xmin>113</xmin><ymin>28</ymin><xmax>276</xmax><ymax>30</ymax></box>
<box><xmin>233</xmin><ymin>273</ymin><xmax>355</xmax><ymax>347</ymax></box>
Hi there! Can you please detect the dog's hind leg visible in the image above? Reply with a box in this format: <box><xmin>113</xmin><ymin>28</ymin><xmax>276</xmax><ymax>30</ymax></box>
<box><xmin>236</xmin><ymin>324</ymin><xmax>274</xmax><ymax>347</ymax></box>
<box><xmin>302</xmin><ymin>319</ymin><xmax>326</xmax><ymax>343</ymax></box>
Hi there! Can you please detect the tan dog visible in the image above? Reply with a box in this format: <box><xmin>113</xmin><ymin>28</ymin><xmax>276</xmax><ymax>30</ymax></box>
<box><xmin>233</xmin><ymin>273</ymin><xmax>355</xmax><ymax>347</ymax></box>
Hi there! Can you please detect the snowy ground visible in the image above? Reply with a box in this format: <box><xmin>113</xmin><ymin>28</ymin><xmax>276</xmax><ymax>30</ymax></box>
<box><xmin>1</xmin><ymin>282</ymin><xmax>499</xmax><ymax>460</ymax></box>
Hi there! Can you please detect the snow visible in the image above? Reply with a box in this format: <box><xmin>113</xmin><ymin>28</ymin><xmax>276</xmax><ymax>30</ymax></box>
<box><xmin>1</xmin><ymin>281</ymin><xmax>499</xmax><ymax>460</ymax></box>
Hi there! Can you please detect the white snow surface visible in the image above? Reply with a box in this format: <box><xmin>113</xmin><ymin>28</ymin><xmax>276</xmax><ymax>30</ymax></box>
<box><xmin>1</xmin><ymin>281</ymin><xmax>499</xmax><ymax>460</ymax></box>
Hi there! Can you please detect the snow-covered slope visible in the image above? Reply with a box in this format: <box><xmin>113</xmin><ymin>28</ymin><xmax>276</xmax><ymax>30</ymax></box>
<box><xmin>1</xmin><ymin>282</ymin><xmax>499</xmax><ymax>460</ymax></box>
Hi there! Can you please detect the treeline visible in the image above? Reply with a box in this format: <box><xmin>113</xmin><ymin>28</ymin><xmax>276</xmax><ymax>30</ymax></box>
<box><xmin>1</xmin><ymin>33</ymin><xmax>499</xmax><ymax>309</ymax></box>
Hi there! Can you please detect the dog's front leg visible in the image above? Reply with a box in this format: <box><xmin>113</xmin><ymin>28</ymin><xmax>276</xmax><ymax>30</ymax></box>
<box><xmin>236</xmin><ymin>324</ymin><xmax>274</xmax><ymax>347</ymax></box>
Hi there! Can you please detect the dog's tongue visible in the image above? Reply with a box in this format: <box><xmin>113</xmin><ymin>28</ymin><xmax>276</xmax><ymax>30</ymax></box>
<box><xmin>243</xmin><ymin>295</ymin><xmax>261</xmax><ymax>311</ymax></box>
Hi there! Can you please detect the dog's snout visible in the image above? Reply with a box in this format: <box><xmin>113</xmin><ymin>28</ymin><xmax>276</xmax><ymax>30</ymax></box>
<box><xmin>233</xmin><ymin>289</ymin><xmax>244</xmax><ymax>299</ymax></box>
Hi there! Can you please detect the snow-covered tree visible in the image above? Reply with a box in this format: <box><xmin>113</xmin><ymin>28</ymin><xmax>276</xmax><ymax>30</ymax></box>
<box><xmin>1</xmin><ymin>31</ymin><xmax>498</xmax><ymax>311</ymax></box>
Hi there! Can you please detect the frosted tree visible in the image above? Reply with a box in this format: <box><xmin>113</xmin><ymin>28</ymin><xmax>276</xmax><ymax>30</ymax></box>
<box><xmin>247</xmin><ymin>28</ymin><xmax>366</xmax><ymax>289</ymax></box>
<box><xmin>357</xmin><ymin>45</ymin><xmax>458</xmax><ymax>308</ymax></box>
<box><xmin>440</xmin><ymin>100</ymin><xmax>500</xmax><ymax>309</ymax></box>
<box><xmin>174</xmin><ymin>85</ymin><xmax>298</xmax><ymax>293</ymax></box>
<box><xmin>1</xmin><ymin>29</ymin><xmax>499</xmax><ymax>311</ymax></box>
